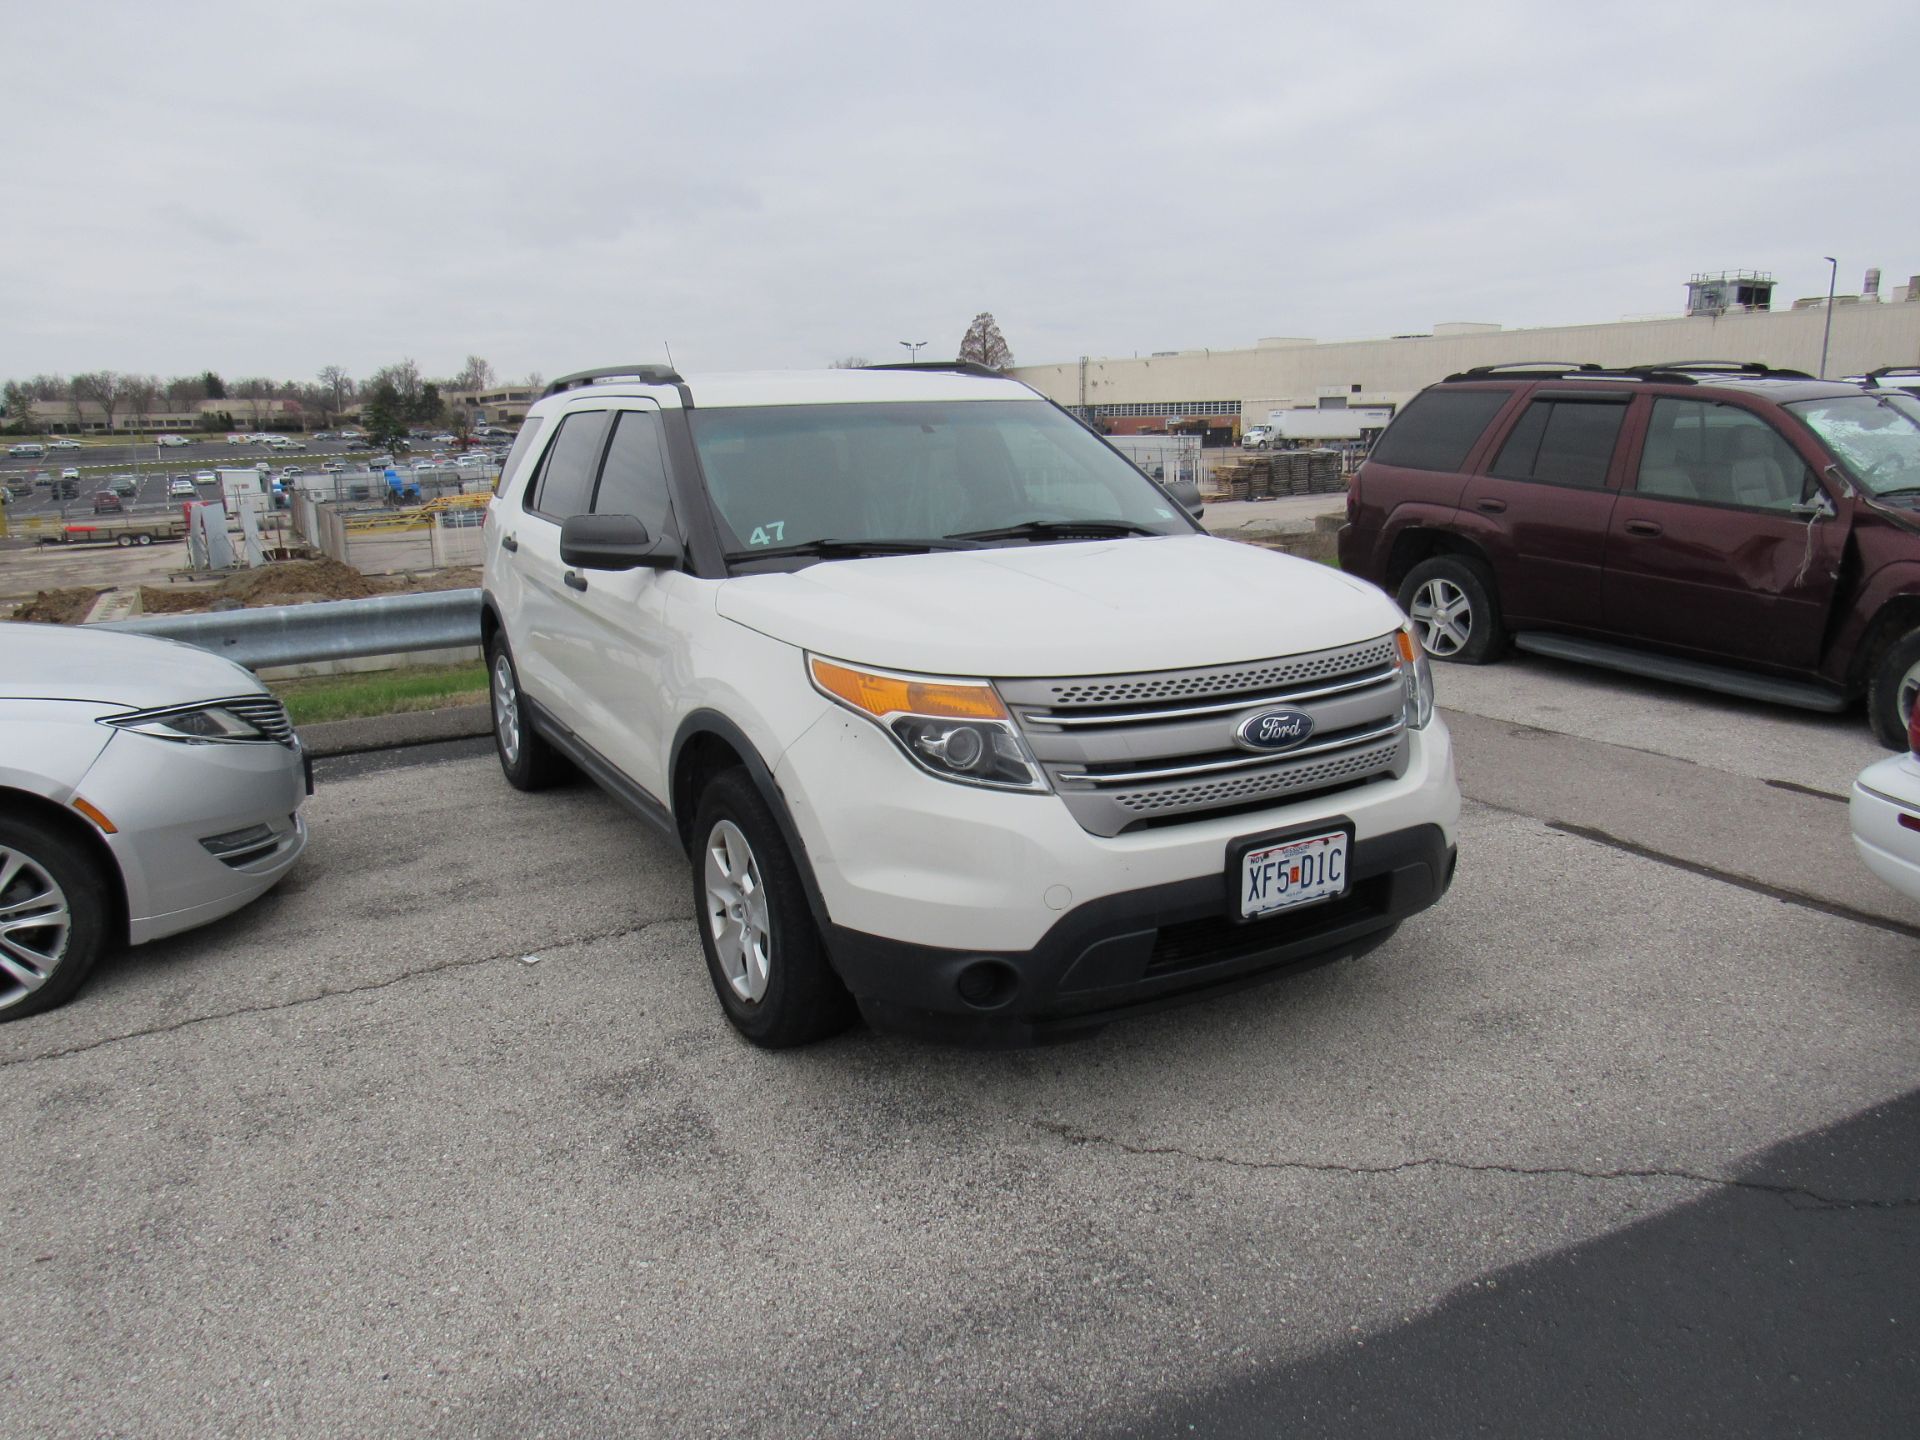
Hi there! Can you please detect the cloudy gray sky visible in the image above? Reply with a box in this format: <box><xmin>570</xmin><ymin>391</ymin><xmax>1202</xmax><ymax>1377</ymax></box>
<box><xmin>5</xmin><ymin>0</ymin><xmax>1916</xmax><ymax>386</ymax></box>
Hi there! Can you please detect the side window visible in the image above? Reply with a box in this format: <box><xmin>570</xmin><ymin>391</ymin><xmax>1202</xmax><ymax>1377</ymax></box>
<box><xmin>527</xmin><ymin>410</ymin><xmax>611</xmax><ymax>519</ymax></box>
<box><xmin>1367</xmin><ymin>388</ymin><xmax>1511</xmax><ymax>472</ymax></box>
<box><xmin>1490</xmin><ymin>399</ymin><xmax>1625</xmax><ymax>487</ymax></box>
<box><xmin>1636</xmin><ymin>399</ymin><xmax>1812</xmax><ymax>510</ymax></box>
<box><xmin>592</xmin><ymin>410</ymin><xmax>674</xmax><ymax>534</ymax></box>
<box><xmin>492</xmin><ymin>415</ymin><xmax>545</xmax><ymax>497</ymax></box>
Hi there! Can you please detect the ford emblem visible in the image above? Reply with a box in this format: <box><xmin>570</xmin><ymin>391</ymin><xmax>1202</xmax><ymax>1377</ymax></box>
<box><xmin>1236</xmin><ymin>707</ymin><xmax>1316</xmax><ymax>752</ymax></box>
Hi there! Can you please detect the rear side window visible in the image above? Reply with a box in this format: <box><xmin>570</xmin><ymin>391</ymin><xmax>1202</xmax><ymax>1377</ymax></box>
<box><xmin>1368</xmin><ymin>389</ymin><xmax>1511</xmax><ymax>472</ymax></box>
<box><xmin>592</xmin><ymin>410</ymin><xmax>673</xmax><ymax>534</ymax></box>
<box><xmin>492</xmin><ymin>416</ymin><xmax>545</xmax><ymax>497</ymax></box>
<box><xmin>527</xmin><ymin>411</ymin><xmax>611</xmax><ymax>519</ymax></box>
<box><xmin>1489</xmin><ymin>398</ymin><xmax>1627</xmax><ymax>488</ymax></box>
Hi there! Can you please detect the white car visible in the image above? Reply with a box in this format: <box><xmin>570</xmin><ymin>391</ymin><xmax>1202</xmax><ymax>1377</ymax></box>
<box><xmin>225</xmin><ymin>434</ymin><xmax>250</xmax><ymax>445</ymax></box>
<box><xmin>193</xmin><ymin>471</ymin><xmax>217</xmax><ymax>486</ymax></box>
<box><xmin>50</xmin><ymin>438</ymin><xmax>83</xmax><ymax>451</ymax></box>
<box><xmin>168</xmin><ymin>477</ymin><xmax>197</xmax><ymax>497</ymax></box>
<box><xmin>157</xmin><ymin>435</ymin><xmax>191</xmax><ymax>448</ymax></box>
<box><xmin>60</xmin><ymin>467</ymin><xmax>80</xmax><ymax>481</ymax></box>
<box><xmin>482</xmin><ymin>364</ymin><xmax>1460</xmax><ymax>1048</ymax></box>
<box><xmin>0</xmin><ymin>624</ymin><xmax>308</xmax><ymax>1021</ymax></box>
<box><xmin>1851</xmin><ymin>707</ymin><xmax>1920</xmax><ymax>902</ymax></box>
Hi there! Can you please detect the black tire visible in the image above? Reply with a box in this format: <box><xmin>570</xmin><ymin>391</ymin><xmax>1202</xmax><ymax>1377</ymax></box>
<box><xmin>136</xmin><ymin>533</ymin><xmax>153</xmax><ymax>546</ymax></box>
<box><xmin>690</xmin><ymin>768</ymin><xmax>855</xmax><ymax>1049</ymax></box>
<box><xmin>1867</xmin><ymin>627</ymin><xmax>1920</xmax><ymax>749</ymax></box>
<box><xmin>487</xmin><ymin>636</ymin><xmax>568</xmax><ymax>790</ymax></box>
<box><xmin>1397</xmin><ymin>555</ymin><xmax>1507</xmax><ymax>665</ymax></box>
<box><xmin>0</xmin><ymin>815</ymin><xmax>111</xmax><ymax>1023</ymax></box>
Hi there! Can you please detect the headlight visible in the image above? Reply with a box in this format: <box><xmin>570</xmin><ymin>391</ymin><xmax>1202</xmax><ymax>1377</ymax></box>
<box><xmin>102</xmin><ymin>704</ymin><xmax>269</xmax><ymax>744</ymax></box>
<box><xmin>808</xmin><ymin>655</ymin><xmax>1049</xmax><ymax>793</ymax></box>
<box><xmin>1395</xmin><ymin>625</ymin><xmax>1434</xmax><ymax>730</ymax></box>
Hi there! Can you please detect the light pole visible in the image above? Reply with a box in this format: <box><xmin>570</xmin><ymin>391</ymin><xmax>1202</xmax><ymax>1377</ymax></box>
<box><xmin>899</xmin><ymin>340</ymin><xmax>927</xmax><ymax>365</ymax></box>
<box><xmin>1819</xmin><ymin>256</ymin><xmax>1839</xmax><ymax>379</ymax></box>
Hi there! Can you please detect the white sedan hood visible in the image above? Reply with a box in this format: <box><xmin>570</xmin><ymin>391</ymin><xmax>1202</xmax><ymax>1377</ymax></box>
<box><xmin>0</xmin><ymin>622</ymin><xmax>263</xmax><ymax>708</ymax></box>
<box><xmin>715</xmin><ymin>534</ymin><xmax>1406</xmax><ymax>677</ymax></box>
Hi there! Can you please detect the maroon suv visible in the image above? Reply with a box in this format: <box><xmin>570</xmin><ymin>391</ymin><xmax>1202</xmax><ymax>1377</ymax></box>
<box><xmin>1337</xmin><ymin>362</ymin><xmax>1920</xmax><ymax>745</ymax></box>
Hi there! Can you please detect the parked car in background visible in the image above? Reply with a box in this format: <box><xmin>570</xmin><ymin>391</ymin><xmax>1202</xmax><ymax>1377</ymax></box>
<box><xmin>193</xmin><ymin>471</ymin><xmax>217</xmax><ymax>486</ymax></box>
<box><xmin>1851</xmin><ymin>699</ymin><xmax>1920</xmax><ymax>903</ymax></box>
<box><xmin>1339</xmin><ymin>362</ymin><xmax>1920</xmax><ymax>746</ymax></box>
<box><xmin>59</xmin><ymin>467</ymin><xmax>80</xmax><ymax>481</ymax></box>
<box><xmin>110</xmin><ymin>475</ymin><xmax>139</xmax><ymax>496</ymax></box>
<box><xmin>168</xmin><ymin>477</ymin><xmax>196</xmax><ymax>497</ymax></box>
<box><xmin>0</xmin><ymin>624</ymin><xmax>308</xmax><ymax>1022</ymax></box>
<box><xmin>90</xmin><ymin>491</ymin><xmax>123</xmax><ymax>514</ymax></box>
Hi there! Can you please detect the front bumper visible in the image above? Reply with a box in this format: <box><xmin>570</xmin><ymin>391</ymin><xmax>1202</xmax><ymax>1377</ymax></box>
<box><xmin>828</xmin><ymin>823</ymin><xmax>1456</xmax><ymax>1044</ymax></box>
<box><xmin>75</xmin><ymin>729</ymin><xmax>310</xmax><ymax>945</ymax></box>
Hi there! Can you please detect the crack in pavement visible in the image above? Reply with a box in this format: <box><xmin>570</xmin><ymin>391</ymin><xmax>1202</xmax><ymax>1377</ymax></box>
<box><xmin>0</xmin><ymin>919</ymin><xmax>673</xmax><ymax>1072</ymax></box>
<box><xmin>1034</xmin><ymin>1122</ymin><xmax>1920</xmax><ymax>1212</ymax></box>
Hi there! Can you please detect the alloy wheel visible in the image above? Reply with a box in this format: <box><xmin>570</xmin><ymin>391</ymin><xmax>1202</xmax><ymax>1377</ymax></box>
<box><xmin>0</xmin><ymin>847</ymin><xmax>71</xmax><ymax>1012</ymax></box>
<box><xmin>1410</xmin><ymin>578</ymin><xmax>1473</xmax><ymax>658</ymax></box>
<box><xmin>492</xmin><ymin>653</ymin><xmax>521</xmax><ymax>764</ymax></box>
<box><xmin>703</xmin><ymin>820</ymin><xmax>771</xmax><ymax>1003</ymax></box>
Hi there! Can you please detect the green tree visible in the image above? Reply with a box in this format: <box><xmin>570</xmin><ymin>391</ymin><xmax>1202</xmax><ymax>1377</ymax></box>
<box><xmin>413</xmin><ymin>382</ymin><xmax>445</xmax><ymax>425</ymax></box>
<box><xmin>361</xmin><ymin>379</ymin><xmax>408</xmax><ymax>450</ymax></box>
<box><xmin>202</xmin><ymin>370</ymin><xmax>227</xmax><ymax>400</ymax></box>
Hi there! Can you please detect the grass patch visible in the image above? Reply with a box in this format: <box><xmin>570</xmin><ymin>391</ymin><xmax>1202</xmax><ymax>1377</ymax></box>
<box><xmin>270</xmin><ymin>661</ymin><xmax>487</xmax><ymax>725</ymax></box>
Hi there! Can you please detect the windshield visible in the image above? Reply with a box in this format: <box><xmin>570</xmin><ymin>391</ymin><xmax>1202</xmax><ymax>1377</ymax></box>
<box><xmin>1787</xmin><ymin>393</ymin><xmax>1920</xmax><ymax>497</ymax></box>
<box><xmin>688</xmin><ymin>400</ymin><xmax>1198</xmax><ymax>560</ymax></box>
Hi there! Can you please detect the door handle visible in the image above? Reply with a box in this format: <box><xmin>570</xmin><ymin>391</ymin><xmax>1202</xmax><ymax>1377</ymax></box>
<box><xmin>500</xmin><ymin>533</ymin><xmax>518</xmax><ymax>553</ymax></box>
<box><xmin>1623</xmin><ymin>519</ymin><xmax>1663</xmax><ymax>537</ymax></box>
<box><xmin>563</xmin><ymin>569</ymin><xmax>589</xmax><ymax>592</ymax></box>
<box><xmin>1473</xmin><ymin>498</ymin><xmax>1507</xmax><ymax>514</ymax></box>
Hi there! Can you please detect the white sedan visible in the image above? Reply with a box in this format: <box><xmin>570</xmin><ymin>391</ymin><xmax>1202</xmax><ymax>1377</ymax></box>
<box><xmin>0</xmin><ymin>624</ymin><xmax>308</xmax><ymax>1021</ymax></box>
<box><xmin>1851</xmin><ymin>710</ymin><xmax>1920</xmax><ymax>902</ymax></box>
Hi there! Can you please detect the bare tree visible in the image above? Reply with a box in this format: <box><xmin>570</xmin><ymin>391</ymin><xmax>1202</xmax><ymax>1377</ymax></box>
<box><xmin>368</xmin><ymin>359</ymin><xmax>423</xmax><ymax>415</ymax></box>
<box><xmin>448</xmin><ymin>405</ymin><xmax>475</xmax><ymax>448</ymax></box>
<box><xmin>164</xmin><ymin>374</ymin><xmax>207</xmax><ymax>415</ymax></box>
<box><xmin>318</xmin><ymin>365</ymin><xmax>352</xmax><ymax>419</ymax></box>
<box><xmin>828</xmin><ymin>356</ymin><xmax>872</xmax><ymax>369</ymax></box>
<box><xmin>957</xmin><ymin>313</ymin><xmax>1013</xmax><ymax>370</ymax></box>
<box><xmin>233</xmin><ymin>376</ymin><xmax>276</xmax><ymax>430</ymax></box>
<box><xmin>524</xmin><ymin>371</ymin><xmax>544</xmax><ymax>395</ymax></box>
<box><xmin>453</xmin><ymin>355</ymin><xmax>496</xmax><ymax>392</ymax></box>
<box><xmin>72</xmin><ymin>371</ymin><xmax>124</xmax><ymax>434</ymax></box>
<box><xmin>121</xmin><ymin>374</ymin><xmax>160</xmax><ymax>435</ymax></box>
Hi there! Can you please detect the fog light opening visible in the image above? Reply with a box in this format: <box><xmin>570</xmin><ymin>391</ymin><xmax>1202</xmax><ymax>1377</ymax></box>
<box><xmin>954</xmin><ymin>959</ymin><xmax>1019</xmax><ymax>1011</ymax></box>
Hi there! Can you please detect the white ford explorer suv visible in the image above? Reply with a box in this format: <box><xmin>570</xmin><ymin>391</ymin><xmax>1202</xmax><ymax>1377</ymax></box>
<box><xmin>482</xmin><ymin>363</ymin><xmax>1460</xmax><ymax>1047</ymax></box>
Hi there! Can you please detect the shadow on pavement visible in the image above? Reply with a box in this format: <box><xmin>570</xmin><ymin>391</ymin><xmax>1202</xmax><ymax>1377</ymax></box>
<box><xmin>1111</xmin><ymin>1088</ymin><xmax>1920</xmax><ymax>1439</ymax></box>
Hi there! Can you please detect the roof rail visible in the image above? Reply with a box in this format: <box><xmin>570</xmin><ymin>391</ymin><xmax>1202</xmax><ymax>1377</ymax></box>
<box><xmin>544</xmin><ymin>364</ymin><xmax>683</xmax><ymax>396</ymax></box>
<box><xmin>858</xmin><ymin>360</ymin><xmax>1006</xmax><ymax>379</ymax></box>
<box><xmin>1627</xmin><ymin>360</ymin><xmax>1815</xmax><ymax>379</ymax></box>
<box><xmin>1441</xmin><ymin>359</ymin><xmax>1815</xmax><ymax>386</ymax></box>
<box><xmin>1447</xmin><ymin>362</ymin><xmax>1606</xmax><ymax>379</ymax></box>
<box><xmin>1862</xmin><ymin>365</ymin><xmax>1920</xmax><ymax>389</ymax></box>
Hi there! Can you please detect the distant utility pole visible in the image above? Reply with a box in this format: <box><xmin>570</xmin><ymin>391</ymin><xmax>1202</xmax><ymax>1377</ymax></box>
<box><xmin>900</xmin><ymin>340</ymin><xmax>927</xmax><ymax>365</ymax></box>
<box><xmin>1820</xmin><ymin>256</ymin><xmax>1838</xmax><ymax>379</ymax></box>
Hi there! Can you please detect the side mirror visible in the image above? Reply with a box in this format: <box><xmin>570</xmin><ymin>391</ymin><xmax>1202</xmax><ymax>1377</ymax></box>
<box><xmin>559</xmin><ymin>512</ymin><xmax>681</xmax><ymax>571</ymax></box>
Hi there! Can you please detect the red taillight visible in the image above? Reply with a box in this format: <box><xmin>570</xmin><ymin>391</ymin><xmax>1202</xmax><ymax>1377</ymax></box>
<box><xmin>1908</xmin><ymin>696</ymin><xmax>1920</xmax><ymax>755</ymax></box>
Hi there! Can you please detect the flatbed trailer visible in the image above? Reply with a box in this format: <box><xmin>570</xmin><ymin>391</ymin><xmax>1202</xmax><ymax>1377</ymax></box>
<box><xmin>45</xmin><ymin>514</ymin><xmax>189</xmax><ymax>547</ymax></box>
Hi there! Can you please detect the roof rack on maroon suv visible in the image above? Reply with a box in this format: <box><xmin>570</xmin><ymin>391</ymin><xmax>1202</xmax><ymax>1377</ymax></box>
<box><xmin>1441</xmin><ymin>360</ymin><xmax>1813</xmax><ymax>386</ymax></box>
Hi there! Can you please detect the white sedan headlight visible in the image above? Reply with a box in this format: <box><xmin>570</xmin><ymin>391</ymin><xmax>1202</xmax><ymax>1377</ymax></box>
<box><xmin>102</xmin><ymin>703</ymin><xmax>270</xmax><ymax>744</ymax></box>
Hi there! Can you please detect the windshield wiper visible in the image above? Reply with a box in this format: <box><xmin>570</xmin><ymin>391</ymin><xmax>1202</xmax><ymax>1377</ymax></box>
<box><xmin>1868</xmin><ymin>485</ymin><xmax>1920</xmax><ymax>500</ymax></box>
<box><xmin>946</xmin><ymin>518</ymin><xmax>1164</xmax><ymax>543</ymax></box>
<box><xmin>724</xmin><ymin>536</ymin><xmax>981</xmax><ymax>562</ymax></box>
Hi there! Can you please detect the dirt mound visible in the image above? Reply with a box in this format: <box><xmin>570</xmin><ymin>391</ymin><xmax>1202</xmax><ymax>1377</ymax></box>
<box><xmin>11</xmin><ymin>588</ymin><xmax>105</xmax><ymax>625</ymax></box>
<box><xmin>131</xmin><ymin>560</ymin><xmax>483</xmax><ymax>618</ymax></box>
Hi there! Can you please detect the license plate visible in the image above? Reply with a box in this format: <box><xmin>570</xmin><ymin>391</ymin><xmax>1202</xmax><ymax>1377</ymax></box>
<box><xmin>1239</xmin><ymin>830</ymin><xmax>1349</xmax><ymax>920</ymax></box>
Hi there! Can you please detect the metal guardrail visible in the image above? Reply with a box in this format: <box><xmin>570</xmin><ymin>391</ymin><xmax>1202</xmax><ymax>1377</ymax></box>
<box><xmin>101</xmin><ymin>588</ymin><xmax>483</xmax><ymax>669</ymax></box>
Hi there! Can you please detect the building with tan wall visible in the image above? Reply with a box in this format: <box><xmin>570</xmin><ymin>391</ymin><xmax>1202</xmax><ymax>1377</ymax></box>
<box><xmin>1010</xmin><ymin>285</ymin><xmax>1920</xmax><ymax>439</ymax></box>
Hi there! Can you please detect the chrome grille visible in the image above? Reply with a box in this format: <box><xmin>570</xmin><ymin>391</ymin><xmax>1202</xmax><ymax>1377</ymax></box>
<box><xmin>220</xmin><ymin>695</ymin><xmax>296</xmax><ymax>745</ymax></box>
<box><xmin>1000</xmin><ymin>636</ymin><xmax>1408</xmax><ymax>836</ymax></box>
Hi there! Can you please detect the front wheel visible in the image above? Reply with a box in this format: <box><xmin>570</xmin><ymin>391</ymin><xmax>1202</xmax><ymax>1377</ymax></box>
<box><xmin>0</xmin><ymin>817</ymin><xmax>111</xmax><ymax>1023</ymax></box>
<box><xmin>690</xmin><ymin>769</ymin><xmax>855</xmax><ymax>1048</ymax></box>
<box><xmin>1397</xmin><ymin>556</ymin><xmax>1507</xmax><ymax>665</ymax></box>
<box><xmin>1868</xmin><ymin>628</ymin><xmax>1920</xmax><ymax>749</ymax></box>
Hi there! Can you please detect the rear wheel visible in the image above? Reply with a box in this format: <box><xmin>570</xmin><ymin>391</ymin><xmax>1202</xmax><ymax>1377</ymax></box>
<box><xmin>487</xmin><ymin>637</ymin><xmax>568</xmax><ymax>790</ymax></box>
<box><xmin>0</xmin><ymin>817</ymin><xmax>110</xmax><ymax>1023</ymax></box>
<box><xmin>1398</xmin><ymin>556</ymin><xmax>1507</xmax><ymax>665</ymax></box>
<box><xmin>1868</xmin><ymin>628</ymin><xmax>1920</xmax><ymax>749</ymax></box>
<box><xmin>691</xmin><ymin>769</ymin><xmax>855</xmax><ymax>1048</ymax></box>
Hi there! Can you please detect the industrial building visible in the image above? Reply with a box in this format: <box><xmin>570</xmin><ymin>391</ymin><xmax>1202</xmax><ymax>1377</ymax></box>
<box><xmin>1010</xmin><ymin>269</ymin><xmax>1920</xmax><ymax>443</ymax></box>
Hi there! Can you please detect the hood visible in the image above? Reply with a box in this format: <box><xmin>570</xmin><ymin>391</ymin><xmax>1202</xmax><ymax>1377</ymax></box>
<box><xmin>715</xmin><ymin>533</ymin><xmax>1405</xmax><ymax>677</ymax></box>
<box><xmin>0</xmin><ymin>622</ymin><xmax>263</xmax><ymax>708</ymax></box>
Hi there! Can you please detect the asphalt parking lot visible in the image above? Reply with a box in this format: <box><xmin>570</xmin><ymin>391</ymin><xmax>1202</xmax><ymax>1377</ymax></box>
<box><xmin>3</xmin><ymin>655</ymin><xmax>1917</xmax><ymax>1437</ymax></box>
